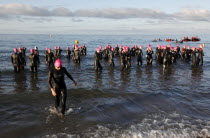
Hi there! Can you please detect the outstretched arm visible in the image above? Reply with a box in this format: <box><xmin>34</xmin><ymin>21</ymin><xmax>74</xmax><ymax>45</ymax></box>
<box><xmin>64</xmin><ymin>68</ymin><xmax>77</xmax><ymax>86</ymax></box>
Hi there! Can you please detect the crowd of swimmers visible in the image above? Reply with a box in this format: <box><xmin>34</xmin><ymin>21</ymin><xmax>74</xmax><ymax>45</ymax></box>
<box><xmin>94</xmin><ymin>44</ymin><xmax>205</xmax><ymax>71</ymax></box>
<box><xmin>11</xmin><ymin>43</ymin><xmax>205</xmax><ymax>73</ymax></box>
<box><xmin>11</xmin><ymin>45</ymin><xmax>87</xmax><ymax>72</ymax></box>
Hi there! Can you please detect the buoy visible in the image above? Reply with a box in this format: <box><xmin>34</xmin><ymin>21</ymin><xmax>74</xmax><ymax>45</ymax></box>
<box><xmin>75</xmin><ymin>40</ymin><xmax>79</xmax><ymax>44</ymax></box>
<box><xmin>202</xmin><ymin>44</ymin><xmax>205</xmax><ymax>47</ymax></box>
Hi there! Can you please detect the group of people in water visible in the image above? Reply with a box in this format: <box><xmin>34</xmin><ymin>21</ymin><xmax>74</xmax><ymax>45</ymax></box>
<box><xmin>94</xmin><ymin>44</ymin><xmax>205</xmax><ymax>71</ymax></box>
<box><xmin>10</xmin><ymin>43</ymin><xmax>204</xmax><ymax>117</ymax></box>
<box><xmin>11</xmin><ymin>45</ymin><xmax>87</xmax><ymax>72</ymax></box>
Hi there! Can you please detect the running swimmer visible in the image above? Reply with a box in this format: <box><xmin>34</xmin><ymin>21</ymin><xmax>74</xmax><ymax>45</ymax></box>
<box><xmin>48</xmin><ymin>59</ymin><xmax>77</xmax><ymax>117</ymax></box>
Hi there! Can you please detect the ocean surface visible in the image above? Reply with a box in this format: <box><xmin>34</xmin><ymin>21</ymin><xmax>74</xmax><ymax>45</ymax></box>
<box><xmin>0</xmin><ymin>34</ymin><xmax>210</xmax><ymax>138</ymax></box>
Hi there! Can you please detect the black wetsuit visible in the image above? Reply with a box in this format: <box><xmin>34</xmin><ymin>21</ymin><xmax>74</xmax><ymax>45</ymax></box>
<box><xmin>28</xmin><ymin>54</ymin><xmax>39</xmax><ymax>72</ymax></box>
<box><xmin>18</xmin><ymin>52</ymin><xmax>26</xmax><ymax>69</ymax></box>
<box><xmin>73</xmin><ymin>50</ymin><xmax>81</xmax><ymax>63</ymax></box>
<box><xmin>163</xmin><ymin>48</ymin><xmax>171</xmax><ymax>66</ymax></box>
<box><xmin>103</xmin><ymin>49</ymin><xmax>109</xmax><ymax>60</ymax></box>
<box><xmin>115</xmin><ymin>47</ymin><xmax>119</xmax><ymax>55</ymax></box>
<box><xmin>181</xmin><ymin>48</ymin><xmax>186</xmax><ymax>60</ymax></box>
<box><xmin>197</xmin><ymin>48</ymin><xmax>204</xmax><ymax>65</ymax></box>
<box><xmin>121</xmin><ymin>52</ymin><xmax>131</xmax><ymax>70</ymax></box>
<box><xmin>131</xmin><ymin>48</ymin><xmax>136</xmax><ymax>56</ymax></box>
<box><xmin>171</xmin><ymin>50</ymin><xmax>177</xmax><ymax>63</ymax></box>
<box><xmin>186</xmin><ymin>49</ymin><xmax>192</xmax><ymax>61</ymax></box>
<box><xmin>191</xmin><ymin>50</ymin><xmax>197</xmax><ymax>66</ymax></box>
<box><xmin>146</xmin><ymin>50</ymin><xmax>154</xmax><ymax>65</ymax></box>
<box><xmin>83</xmin><ymin>46</ymin><xmax>87</xmax><ymax>55</ymax></box>
<box><xmin>177</xmin><ymin>47</ymin><xmax>181</xmax><ymax>58</ymax></box>
<box><xmin>46</xmin><ymin>52</ymin><xmax>54</xmax><ymax>68</ymax></box>
<box><xmin>136</xmin><ymin>49</ymin><xmax>143</xmax><ymax>65</ymax></box>
<box><xmin>109</xmin><ymin>51</ymin><xmax>115</xmax><ymax>66</ymax></box>
<box><xmin>94</xmin><ymin>52</ymin><xmax>103</xmax><ymax>71</ymax></box>
<box><xmin>48</xmin><ymin>67</ymin><xmax>74</xmax><ymax>115</ymax></box>
<box><xmin>11</xmin><ymin>53</ymin><xmax>21</xmax><ymax>72</ymax></box>
<box><xmin>156</xmin><ymin>48</ymin><xmax>162</xmax><ymax>64</ymax></box>
<box><xmin>34</xmin><ymin>50</ymin><xmax>40</xmax><ymax>63</ymax></box>
<box><xmin>66</xmin><ymin>50</ymin><xmax>71</xmax><ymax>59</ymax></box>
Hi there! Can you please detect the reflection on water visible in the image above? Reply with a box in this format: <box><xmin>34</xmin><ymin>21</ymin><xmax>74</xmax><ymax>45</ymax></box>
<box><xmin>13</xmin><ymin>71</ymin><xmax>27</xmax><ymax>92</ymax></box>
<box><xmin>191</xmin><ymin>66</ymin><xmax>203</xmax><ymax>79</ymax></box>
<box><xmin>94</xmin><ymin>71</ymin><xmax>102</xmax><ymax>88</ymax></box>
<box><xmin>30</xmin><ymin>73</ymin><xmax>39</xmax><ymax>91</ymax></box>
<box><xmin>145</xmin><ymin>66</ymin><xmax>153</xmax><ymax>78</ymax></box>
<box><xmin>108</xmin><ymin>67</ymin><xmax>115</xmax><ymax>86</ymax></box>
<box><xmin>120</xmin><ymin>69</ymin><xmax>131</xmax><ymax>89</ymax></box>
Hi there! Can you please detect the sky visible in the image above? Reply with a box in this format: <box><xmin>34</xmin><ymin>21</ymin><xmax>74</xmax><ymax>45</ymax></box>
<box><xmin>0</xmin><ymin>0</ymin><xmax>210</xmax><ymax>34</ymax></box>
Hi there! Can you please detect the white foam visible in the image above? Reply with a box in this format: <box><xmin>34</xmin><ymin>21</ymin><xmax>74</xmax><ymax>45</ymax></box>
<box><xmin>42</xmin><ymin>113</ymin><xmax>210</xmax><ymax>138</ymax></box>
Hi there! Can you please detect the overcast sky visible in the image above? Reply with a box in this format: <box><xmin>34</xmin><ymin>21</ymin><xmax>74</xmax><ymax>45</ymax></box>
<box><xmin>0</xmin><ymin>0</ymin><xmax>210</xmax><ymax>34</ymax></box>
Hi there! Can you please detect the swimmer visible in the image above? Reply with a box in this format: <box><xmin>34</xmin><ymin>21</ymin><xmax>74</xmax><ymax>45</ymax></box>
<box><xmin>45</xmin><ymin>48</ymin><xmax>54</xmax><ymax>68</ymax></box>
<box><xmin>11</xmin><ymin>48</ymin><xmax>21</xmax><ymax>72</ymax></box>
<box><xmin>28</xmin><ymin>49</ymin><xmax>39</xmax><ymax>72</ymax></box>
<box><xmin>48</xmin><ymin>59</ymin><xmax>77</xmax><ymax>117</ymax></box>
<box><xmin>197</xmin><ymin>44</ymin><xmax>204</xmax><ymax>65</ymax></box>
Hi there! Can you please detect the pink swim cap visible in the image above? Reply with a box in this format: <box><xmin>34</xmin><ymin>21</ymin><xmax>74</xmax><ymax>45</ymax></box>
<box><xmin>30</xmin><ymin>49</ymin><xmax>34</xmax><ymax>53</ymax></box>
<box><xmin>139</xmin><ymin>45</ymin><xmax>142</xmax><ymax>49</ymax></box>
<box><xmin>54</xmin><ymin>59</ymin><xmax>62</xmax><ymax>67</ymax></box>
<box><xmin>14</xmin><ymin>48</ymin><xmax>18</xmax><ymax>53</ymax></box>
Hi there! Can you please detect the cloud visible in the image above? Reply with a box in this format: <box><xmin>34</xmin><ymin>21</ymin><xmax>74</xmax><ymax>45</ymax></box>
<box><xmin>74</xmin><ymin>8</ymin><xmax>170</xmax><ymax>19</ymax></box>
<box><xmin>0</xmin><ymin>3</ymin><xmax>210</xmax><ymax>22</ymax></box>
<box><xmin>0</xmin><ymin>3</ymin><xmax>51</xmax><ymax>17</ymax></box>
<box><xmin>71</xmin><ymin>18</ymin><xmax>83</xmax><ymax>22</ymax></box>
<box><xmin>174</xmin><ymin>9</ymin><xmax>210</xmax><ymax>21</ymax></box>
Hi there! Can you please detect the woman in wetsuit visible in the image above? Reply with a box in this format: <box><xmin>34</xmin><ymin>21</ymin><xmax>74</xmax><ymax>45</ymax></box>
<box><xmin>146</xmin><ymin>46</ymin><xmax>154</xmax><ymax>65</ymax></box>
<box><xmin>197</xmin><ymin>44</ymin><xmax>204</xmax><ymax>65</ymax></box>
<box><xmin>109</xmin><ymin>48</ymin><xmax>115</xmax><ymax>67</ymax></box>
<box><xmin>94</xmin><ymin>48</ymin><xmax>103</xmax><ymax>71</ymax></box>
<box><xmin>136</xmin><ymin>46</ymin><xmax>143</xmax><ymax>65</ymax></box>
<box><xmin>45</xmin><ymin>48</ymin><xmax>54</xmax><ymax>68</ymax></box>
<box><xmin>28</xmin><ymin>49</ymin><xmax>39</xmax><ymax>72</ymax></box>
<box><xmin>48</xmin><ymin>59</ymin><xmax>77</xmax><ymax>117</ymax></box>
<box><xmin>191</xmin><ymin>47</ymin><xmax>197</xmax><ymax>66</ymax></box>
<box><xmin>11</xmin><ymin>48</ymin><xmax>21</xmax><ymax>72</ymax></box>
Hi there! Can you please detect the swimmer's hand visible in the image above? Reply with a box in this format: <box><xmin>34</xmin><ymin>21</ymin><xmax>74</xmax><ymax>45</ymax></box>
<box><xmin>73</xmin><ymin>80</ymin><xmax>77</xmax><ymax>86</ymax></box>
<box><xmin>51</xmin><ymin>88</ymin><xmax>56</xmax><ymax>96</ymax></box>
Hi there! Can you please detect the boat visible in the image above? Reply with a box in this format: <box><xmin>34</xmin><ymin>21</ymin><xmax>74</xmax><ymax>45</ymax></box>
<box><xmin>165</xmin><ymin>39</ymin><xmax>174</xmax><ymax>42</ymax></box>
<box><xmin>191</xmin><ymin>37</ymin><xmax>200</xmax><ymax>41</ymax></box>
